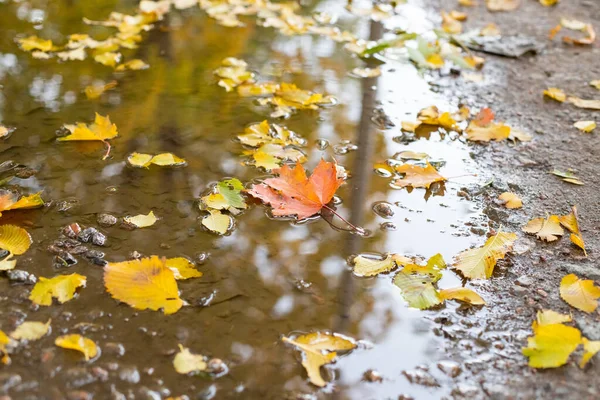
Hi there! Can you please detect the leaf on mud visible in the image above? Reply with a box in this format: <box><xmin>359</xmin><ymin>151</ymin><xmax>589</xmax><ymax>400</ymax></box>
<box><xmin>559</xmin><ymin>273</ymin><xmax>600</xmax><ymax>313</ymax></box>
<box><xmin>124</xmin><ymin>211</ymin><xmax>157</xmax><ymax>228</ymax></box>
<box><xmin>533</xmin><ymin>310</ymin><xmax>572</xmax><ymax>330</ymax></box>
<box><xmin>10</xmin><ymin>320</ymin><xmax>51</xmax><ymax>341</ymax></box>
<box><xmin>18</xmin><ymin>36</ymin><xmax>53</xmax><ymax>52</ymax></box>
<box><xmin>201</xmin><ymin>210</ymin><xmax>233</xmax><ymax>235</ymax></box>
<box><xmin>573</xmin><ymin>121</ymin><xmax>596</xmax><ymax>133</ymax></box>
<box><xmin>453</xmin><ymin>232</ymin><xmax>517</xmax><ymax>279</ymax></box>
<box><xmin>439</xmin><ymin>287</ymin><xmax>486</xmax><ymax>305</ymax></box>
<box><xmin>498</xmin><ymin>192</ymin><xmax>522</xmax><ymax>209</ymax></box>
<box><xmin>465</xmin><ymin>121</ymin><xmax>511</xmax><ymax>142</ymax></box>
<box><xmin>0</xmin><ymin>192</ymin><xmax>44</xmax><ymax>217</ymax></box>
<box><xmin>559</xmin><ymin>206</ymin><xmax>586</xmax><ymax>254</ymax></box>
<box><xmin>165</xmin><ymin>257</ymin><xmax>202</xmax><ymax>280</ymax></box>
<box><xmin>543</xmin><ymin>88</ymin><xmax>566</xmax><ymax>102</ymax></box>
<box><xmin>550</xmin><ymin>169</ymin><xmax>583</xmax><ymax>185</ymax></box>
<box><xmin>281</xmin><ymin>332</ymin><xmax>357</xmax><ymax>387</ymax></box>
<box><xmin>173</xmin><ymin>344</ymin><xmax>207</xmax><ymax>374</ymax></box>
<box><xmin>55</xmin><ymin>334</ymin><xmax>98</xmax><ymax>361</ymax></box>
<box><xmin>115</xmin><ymin>59</ymin><xmax>149</xmax><ymax>71</ymax></box>
<box><xmin>522</xmin><ymin>323</ymin><xmax>581</xmax><ymax>368</ymax></box>
<box><xmin>248</xmin><ymin>160</ymin><xmax>344</xmax><ymax>220</ymax></box>
<box><xmin>393</xmin><ymin>272</ymin><xmax>443</xmax><ymax>309</ymax></box>
<box><xmin>85</xmin><ymin>81</ymin><xmax>117</xmax><ymax>100</ymax></box>
<box><xmin>0</xmin><ymin>330</ymin><xmax>9</xmax><ymax>354</ymax></box>
<box><xmin>522</xmin><ymin>215</ymin><xmax>564</xmax><ymax>242</ymax></box>
<box><xmin>393</xmin><ymin>162</ymin><xmax>446</xmax><ymax>189</ymax></box>
<box><xmin>128</xmin><ymin>153</ymin><xmax>187</xmax><ymax>168</ymax></box>
<box><xmin>352</xmin><ymin>254</ymin><xmax>411</xmax><ymax>277</ymax></box>
<box><xmin>0</xmin><ymin>225</ymin><xmax>32</xmax><ymax>255</ymax></box>
<box><xmin>104</xmin><ymin>256</ymin><xmax>184</xmax><ymax>315</ymax></box>
<box><xmin>567</xmin><ymin>97</ymin><xmax>600</xmax><ymax>111</ymax></box>
<box><xmin>29</xmin><ymin>274</ymin><xmax>87</xmax><ymax>306</ymax></box>
<box><xmin>486</xmin><ymin>0</ymin><xmax>520</xmax><ymax>11</ymax></box>
<box><xmin>580</xmin><ymin>338</ymin><xmax>600</xmax><ymax>368</ymax></box>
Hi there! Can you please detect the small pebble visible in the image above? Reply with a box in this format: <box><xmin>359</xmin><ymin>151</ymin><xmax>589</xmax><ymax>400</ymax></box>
<box><xmin>97</xmin><ymin>213</ymin><xmax>118</xmax><ymax>227</ymax></box>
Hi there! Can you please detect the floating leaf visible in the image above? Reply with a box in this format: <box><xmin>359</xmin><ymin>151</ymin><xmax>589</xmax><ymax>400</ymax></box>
<box><xmin>201</xmin><ymin>210</ymin><xmax>232</xmax><ymax>235</ymax></box>
<box><xmin>352</xmin><ymin>254</ymin><xmax>411</xmax><ymax>277</ymax></box>
<box><xmin>559</xmin><ymin>206</ymin><xmax>586</xmax><ymax>254</ymax></box>
<box><xmin>282</xmin><ymin>332</ymin><xmax>356</xmax><ymax>387</ymax></box>
<box><xmin>124</xmin><ymin>211</ymin><xmax>157</xmax><ymax>228</ymax></box>
<box><xmin>173</xmin><ymin>344</ymin><xmax>207</xmax><ymax>374</ymax></box>
<box><xmin>94</xmin><ymin>52</ymin><xmax>122</xmax><ymax>67</ymax></box>
<box><xmin>523</xmin><ymin>323</ymin><xmax>581</xmax><ymax>368</ymax></box>
<box><xmin>465</xmin><ymin>121</ymin><xmax>511</xmax><ymax>142</ymax></box>
<box><xmin>439</xmin><ymin>287</ymin><xmax>486</xmax><ymax>305</ymax></box>
<box><xmin>453</xmin><ymin>232</ymin><xmax>517</xmax><ymax>279</ymax></box>
<box><xmin>401</xmin><ymin>253</ymin><xmax>447</xmax><ymax>282</ymax></box>
<box><xmin>543</xmin><ymin>88</ymin><xmax>566</xmax><ymax>102</ymax></box>
<box><xmin>550</xmin><ymin>169</ymin><xmax>583</xmax><ymax>185</ymax></box>
<box><xmin>60</xmin><ymin>113</ymin><xmax>118</xmax><ymax>141</ymax></box>
<box><xmin>18</xmin><ymin>36</ymin><xmax>53</xmax><ymax>52</ymax></box>
<box><xmin>498</xmin><ymin>192</ymin><xmax>522</xmax><ymax>209</ymax></box>
<box><xmin>10</xmin><ymin>320</ymin><xmax>51</xmax><ymax>341</ymax></box>
<box><xmin>202</xmin><ymin>178</ymin><xmax>247</xmax><ymax>212</ymax></box>
<box><xmin>580</xmin><ymin>338</ymin><xmax>600</xmax><ymax>368</ymax></box>
<box><xmin>0</xmin><ymin>192</ymin><xmax>44</xmax><ymax>217</ymax></box>
<box><xmin>150</xmin><ymin>153</ymin><xmax>187</xmax><ymax>166</ymax></box>
<box><xmin>0</xmin><ymin>225</ymin><xmax>32</xmax><ymax>255</ymax></box>
<box><xmin>127</xmin><ymin>153</ymin><xmax>154</xmax><ymax>168</ymax></box>
<box><xmin>104</xmin><ymin>256</ymin><xmax>183</xmax><ymax>315</ymax></box>
<box><xmin>394</xmin><ymin>272</ymin><xmax>443</xmax><ymax>309</ymax></box>
<box><xmin>115</xmin><ymin>59</ymin><xmax>149</xmax><ymax>71</ymax></box>
<box><xmin>560</xmin><ymin>273</ymin><xmax>600</xmax><ymax>313</ymax></box>
<box><xmin>29</xmin><ymin>274</ymin><xmax>87</xmax><ymax>306</ymax></box>
<box><xmin>55</xmin><ymin>334</ymin><xmax>98</xmax><ymax>361</ymax></box>
<box><xmin>393</xmin><ymin>162</ymin><xmax>446</xmax><ymax>189</ymax></box>
<box><xmin>522</xmin><ymin>216</ymin><xmax>564</xmax><ymax>242</ymax></box>
<box><xmin>85</xmin><ymin>81</ymin><xmax>118</xmax><ymax>100</ymax></box>
<box><xmin>165</xmin><ymin>257</ymin><xmax>202</xmax><ymax>280</ymax></box>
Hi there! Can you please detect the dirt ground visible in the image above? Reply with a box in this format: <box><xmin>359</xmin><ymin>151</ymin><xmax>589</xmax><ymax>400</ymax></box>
<box><xmin>421</xmin><ymin>0</ymin><xmax>600</xmax><ymax>398</ymax></box>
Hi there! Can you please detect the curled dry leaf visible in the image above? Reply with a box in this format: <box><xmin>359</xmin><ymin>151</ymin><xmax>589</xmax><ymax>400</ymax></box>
<box><xmin>55</xmin><ymin>334</ymin><xmax>98</xmax><ymax>361</ymax></box>
<box><xmin>591</xmin><ymin>80</ymin><xmax>600</xmax><ymax>90</ymax></box>
<box><xmin>522</xmin><ymin>323</ymin><xmax>581</xmax><ymax>368</ymax></box>
<box><xmin>352</xmin><ymin>254</ymin><xmax>411</xmax><ymax>277</ymax></box>
<box><xmin>580</xmin><ymin>338</ymin><xmax>600</xmax><ymax>368</ymax></box>
<box><xmin>104</xmin><ymin>256</ymin><xmax>184</xmax><ymax>315</ymax></box>
<box><xmin>173</xmin><ymin>344</ymin><xmax>207</xmax><ymax>374</ymax></box>
<box><xmin>574</xmin><ymin>121</ymin><xmax>596</xmax><ymax>133</ymax></box>
<box><xmin>498</xmin><ymin>192</ymin><xmax>522</xmax><ymax>209</ymax></box>
<box><xmin>522</xmin><ymin>216</ymin><xmax>564</xmax><ymax>242</ymax></box>
<box><xmin>0</xmin><ymin>191</ymin><xmax>44</xmax><ymax>217</ymax></box>
<box><xmin>560</xmin><ymin>273</ymin><xmax>600</xmax><ymax>313</ymax></box>
<box><xmin>543</xmin><ymin>88</ymin><xmax>566</xmax><ymax>103</ymax></box>
<box><xmin>453</xmin><ymin>232</ymin><xmax>517</xmax><ymax>279</ymax></box>
<box><xmin>282</xmin><ymin>332</ymin><xmax>357</xmax><ymax>387</ymax></box>
<box><xmin>124</xmin><ymin>211</ymin><xmax>158</xmax><ymax>228</ymax></box>
<box><xmin>29</xmin><ymin>274</ymin><xmax>87</xmax><ymax>306</ymax></box>
<box><xmin>10</xmin><ymin>320</ymin><xmax>51</xmax><ymax>341</ymax></box>
<box><xmin>559</xmin><ymin>206</ymin><xmax>586</xmax><ymax>254</ymax></box>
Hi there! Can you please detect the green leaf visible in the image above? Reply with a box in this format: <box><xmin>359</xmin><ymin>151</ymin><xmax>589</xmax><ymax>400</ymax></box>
<box><xmin>217</xmin><ymin>178</ymin><xmax>246</xmax><ymax>209</ymax></box>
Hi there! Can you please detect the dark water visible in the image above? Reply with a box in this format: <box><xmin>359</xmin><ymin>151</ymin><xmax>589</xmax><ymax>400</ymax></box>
<box><xmin>0</xmin><ymin>1</ymin><xmax>489</xmax><ymax>398</ymax></box>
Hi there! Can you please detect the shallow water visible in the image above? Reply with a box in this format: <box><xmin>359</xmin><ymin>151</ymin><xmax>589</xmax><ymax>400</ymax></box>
<box><xmin>0</xmin><ymin>1</ymin><xmax>490</xmax><ymax>398</ymax></box>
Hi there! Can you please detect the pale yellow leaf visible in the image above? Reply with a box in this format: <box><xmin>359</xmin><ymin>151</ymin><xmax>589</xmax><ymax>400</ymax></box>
<box><xmin>574</xmin><ymin>121</ymin><xmax>596</xmax><ymax>133</ymax></box>
<box><xmin>486</xmin><ymin>0</ymin><xmax>520</xmax><ymax>11</ymax></box>
<box><xmin>124</xmin><ymin>211</ymin><xmax>157</xmax><ymax>228</ymax></box>
<box><xmin>10</xmin><ymin>320</ymin><xmax>51</xmax><ymax>341</ymax></box>
<box><xmin>173</xmin><ymin>344</ymin><xmax>207</xmax><ymax>374</ymax></box>
<box><xmin>60</xmin><ymin>113</ymin><xmax>118</xmax><ymax>141</ymax></box>
<box><xmin>543</xmin><ymin>88</ymin><xmax>566</xmax><ymax>102</ymax></box>
<box><xmin>393</xmin><ymin>272</ymin><xmax>443</xmax><ymax>309</ymax></box>
<box><xmin>567</xmin><ymin>97</ymin><xmax>600</xmax><ymax>111</ymax></box>
<box><xmin>127</xmin><ymin>152</ymin><xmax>154</xmax><ymax>168</ymax></box>
<box><xmin>453</xmin><ymin>232</ymin><xmax>517</xmax><ymax>279</ymax></box>
<box><xmin>202</xmin><ymin>210</ymin><xmax>232</xmax><ymax>235</ymax></box>
<box><xmin>352</xmin><ymin>254</ymin><xmax>399</xmax><ymax>277</ymax></box>
<box><xmin>560</xmin><ymin>273</ymin><xmax>600</xmax><ymax>313</ymax></box>
<box><xmin>18</xmin><ymin>36</ymin><xmax>53</xmax><ymax>52</ymax></box>
<box><xmin>439</xmin><ymin>287</ymin><xmax>486</xmax><ymax>305</ymax></box>
<box><xmin>580</xmin><ymin>338</ymin><xmax>600</xmax><ymax>368</ymax></box>
<box><xmin>465</xmin><ymin>122</ymin><xmax>511</xmax><ymax>142</ymax></box>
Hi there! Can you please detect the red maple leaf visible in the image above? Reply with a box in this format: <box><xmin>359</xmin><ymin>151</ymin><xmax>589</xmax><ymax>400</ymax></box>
<box><xmin>247</xmin><ymin>160</ymin><xmax>343</xmax><ymax>220</ymax></box>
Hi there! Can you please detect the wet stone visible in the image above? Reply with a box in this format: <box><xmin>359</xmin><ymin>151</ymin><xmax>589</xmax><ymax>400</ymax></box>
<box><xmin>63</xmin><ymin>368</ymin><xmax>96</xmax><ymax>388</ymax></box>
<box><xmin>363</xmin><ymin>369</ymin><xmax>383</xmax><ymax>382</ymax></box>
<box><xmin>6</xmin><ymin>270</ymin><xmax>36</xmax><ymax>285</ymax></box>
<box><xmin>53</xmin><ymin>253</ymin><xmax>77</xmax><ymax>268</ymax></box>
<box><xmin>402</xmin><ymin>369</ymin><xmax>439</xmax><ymax>387</ymax></box>
<box><xmin>70</xmin><ymin>246</ymin><xmax>89</xmax><ymax>255</ymax></box>
<box><xmin>118</xmin><ymin>366</ymin><xmax>140</xmax><ymax>384</ymax></box>
<box><xmin>62</xmin><ymin>223</ymin><xmax>81</xmax><ymax>239</ymax></box>
<box><xmin>91</xmin><ymin>367</ymin><xmax>109</xmax><ymax>382</ymax></box>
<box><xmin>136</xmin><ymin>387</ymin><xmax>160</xmax><ymax>400</ymax></box>
<box><xmin>104</xmin><ymin>343</ymin><xmax>126</xmax><ymax>357</ymax></box>
<box><xmin>207</xmin><ymin>358</ymin><xmax>228</xmax><ymax>377</ymax></box>
<box><xmin>314</xmin><ymin>139</ymin><xmax>329</xmax><ymax>150</ymax></box>
<box><xmin>372</xmin><ymin>201</ymin><xmax>395</xmax><ymax>219</ymax></box>
<box><xmin>516</xmin><ymin>275</ymin><xmax>533</xmax><ymax>287</ymax></box>
<box><xmin>437</xmin><ymin>361</ymin><xmax>462</xmax><ymax>378</ymax></box>
<box><xmin>0</xmin><ymin>373</ymin><xmax>22</xmax><ymax>394</ymax></box>
<box><xmin>110</xmin><ymin>385</ymin><xmax>126</xmax><ymax>400</ymax></box>
<box><xmin>97</xmin><ymin>213</ymin><xmax>118</xmax><ymax>227</ymax></box>
<box><xmin>0</xmin><ymin>250</ymin><xmax>8</xmax><ymax>259</ymax></box>
<box><xmin>77</xmin><ymin>228</ymin><xmax>107</xmax><ymax>247</ymax></box>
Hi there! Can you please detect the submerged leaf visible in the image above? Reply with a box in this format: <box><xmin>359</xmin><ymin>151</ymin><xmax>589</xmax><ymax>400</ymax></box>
<box><xmin>29</xmin><ymin>274</ymin><xmax>87</xmax><ymax>306</ymax></box>
<box><xmin>523</xmin><ymin>323</ymin><xmax>581</xmax><ymax>368</ymax></box>
<box><xmin>85</xmin><ymin>80</ymin><xmax>118</xmax><ymax>100</ymax></box>
<box><xmin>560</xmin><ymin>273</ymin><xmax>600</xmax><ymax>313</ymax></box>
<box><xmin>55</xmin><ymin>334</ymin><xmax>98</xmax><ymax>361</ymax></box>
<box><xmin>393</xmin><ymin>272</ymin><xmax>443</xmax><ymax>309</ymax></box>
<box><xmin>124</xmin><ymin>211</ymin><xmax>158</xmax><ymax>228</ymax></box>
<box><xmin>173</xmin><ymin>344</ymin><xmax>207</xmax><ymax>374</ymax></box>
<box><xmin>453</xmin><ymin>232</ymin><xmax>517</xmax><ymax>279</ymax></box>
<box><xmin>60</xmin><ymin>113</ymin><xmax>118</xmax><ymax>141</ymax></box>
<box><xmin>10</xmin><ymin>320</ymin><xmax>51</xmax><ymax>341</ymax></box>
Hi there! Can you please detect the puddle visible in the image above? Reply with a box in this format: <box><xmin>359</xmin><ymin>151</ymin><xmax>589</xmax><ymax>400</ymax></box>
<box><xmin>0</xmin><ymin>1</ymin><xmax>489</xmax><ymax>398</ymax></box>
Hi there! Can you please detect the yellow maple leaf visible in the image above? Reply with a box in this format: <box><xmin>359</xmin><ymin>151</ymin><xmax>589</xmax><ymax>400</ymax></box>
<box><xmin>10</xmin><ymin>320</ymin><xmax>51</xmax><ymax>341</ymax></box>
<box><xmin>523</xmin><ymin>323</ymin><xmax>581</xmax><ymax>368</ymax></box>
<box><xmin>29</xmin><ymin>274</ymin><xmax>87</xmax><ymax>306</ymax></box>
<box><xmin>104</xmin><ymin>256</ymin><xmax>184</xmax><ymax>315</ymax></box>
<box><xmin>580</xmin><ymin>338</ymin><xmax>600</xmax><ymax>368</ymax></box>
<box><xmin>393</xmin><ymin>162</ymin><xmax>446</xmax><ymax>189</ymax></box>
<box><xmin>124</xmin><ymin>211</ymin><xmax>158</xmax><ymax>228</ymax></box>
<box><xmin>55</xmin><ymin>334</ymin><xmax>98</xmax><ymax>361</ymax></box>
<box><xmin>453</xmin><ymin>232</ymin><xmax>517</xmax><ymax>279</ymax></box>
<box><xmin>522</xmin><ymin>215</ymin><xmax>564</xmax><ymax>242</ymax></box>
<box><xmin>498</xmin><ymin>192</ymin><xmax>522</xmax><ymax>209</ymax></box>
<box><xmin>60</xmin><ymin>113</ymin><xmax>118</xmax><ymax>159</ymax></box>
<box><xmin>0</xmin><ymin>225</ymin><xmax>32</xmax><ymax>255</ymax></box>
<box><xmin>439</xmin><ymin>287</ymin><xmax>486</xmax><ymax>305</ymax></box>
<box><xmin>282</xmin><ymin>332</ymin><xmax>357</xmax><ymax>387</ymax></box>
<box><xmin>560</xmin><ymin>273</ymin><xmax>600</xmax><ymax>313</ymax></box>
<box><xmin>559</xmin><ymin>206</ymin><xmax>586</xmax><ymax>254</ymax></box>
<box><xmin>173</xmin><ymin>344</ymin><xmax>207</xmax><ymax>374</ymax></box>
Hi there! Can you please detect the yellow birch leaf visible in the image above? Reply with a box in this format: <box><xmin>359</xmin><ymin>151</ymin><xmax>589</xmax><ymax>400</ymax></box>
<box><xmin>439</xmin><ymin>287</ymin><xmax>486</xmax><ymax>305</ymax></box>
<box><xmin>560</xmin><ymin>273</ymin><xmax>600</xmax><ymax>313</ymax></box>
<box><xmin>127</xmin><ymin>153</ymin><xmax>154</xmax><ymax>168</ymax></box>
<box><xmin>465</xmin><ymin>122</ymin><xmax>511</xmax><ymax>142</ymax></box>
<box><xmin>0</xmin><ymin>193</ymin><xmax>44</xmax><ymax>216</ymax></box>
<box><xmin>352</xmin><ymin>254</ymin><xmax>399</xmax><ymax>277</ymax></box>
<box><xmin>124</xmin><ymin>211</ymin><xmax>157</xmax><ymax>228</ymax></box>
<box><xmin>29</xmin><ymin>274</ymin><xmax>87</xmax><ymax>306</ymax></box>
<box><xmin>523</xmin><ymin>323</ymin><xmax>581</xmax><ymax>368</ymax></box>
<box><xmin>0</xmin><ymin>225</ymin><xmax>32</xmax><ymax>255</ymax></box>
<box><xmin>115</xmin><ymin>59</ymin><xmax>149</xmax><ymax>71</ymax></box>
<box><xmin>10</xmin><ymin>320</ymin><xmax>51</xmax><ymax>341</ymax></box>
<box><xmin>150</xmin><ymin>153</ymin><xmax>187</xmax><ymax>166</ymax></box>
<box><xmin>55</xmin><ymin>334</ymin><xmax>98</xmax><ymax>361</ymax></box>
<box><xmin>18</xmin><ymin>36</ymin><xmax>53</xmax><ymax>52</ymax></box>
<box><xmin>282</xmin><ymin>332</ymin><xmax>356</xmax><ymax>387</ymax></box>
<box><xmin>104</xmin><ymin>256</ymin><xmax>184</xmax><ymax>315</ymax></box>
<box><xmin>202</xmin><ymin>193</ymin><xmax>229</xmax><ymax>210</ymax></box>
<box><xmin>522</xmin><ymin>216</ymin><xmax>564</xmax><ymax>242</ymax></box>
<box><xmin>534</xmin><ymin>310</ymin><xmax>572</xmax><ymax>330</ymax></box>
<box><xmin>567</xmin><ymin>97</ymin><xmax>600</xmax><ymax>110</ymax></box>
<box><xmin>453</xmin><ymin>232</ymin><xmax>517</xmax><ymax>279</ymax></box>
<box><xmin>498</xmin><ymin>192</ymin><xmax>522</xmax><ymax>209</ymax></box>
<box><xmin>393</xmin><ymin>162</ymin><xmax>446</xmax><ymax>189</ymax></box>
<box><xmin>574</xmin><ymin>121</ymin><xmax>596</xmax><ymax>133</ymax></box>
<box><xmin>173</xmin><ymin>344</ymin><xmax>207</xmax><ymax>374</ymax></box>
<box><xmin>165</xmin><ymin>257</ymin><xmax>202</xmax><ymax>280</ymax></box>
<box><xmin>580</xmin><ymin>338</ymin><xmax>600</xmax><ymax>368</ymax></box>
<box><xmin>401</xmin><ymin>253</ymin><xmax>447</xmax><ymax>282</ymax></box>
<box><xmin>543</xmin><ymin>88</ymin><xmax>566</xmax><ymax>102</ymax></box>
<box><xmin>201</xmin><ymin>210</ymin><xmax>232</xmax><ymax>235</ymax></box>
<box><xmin>253</xmin><ymin>150</ymin><xmax>281</xmax><ymax>170</ymax></box>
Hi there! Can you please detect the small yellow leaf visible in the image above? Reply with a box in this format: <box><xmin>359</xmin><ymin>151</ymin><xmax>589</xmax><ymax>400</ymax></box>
<box><xmin>498</xmin><ymin>192</ymin><xmax>522</xmax><ymax>209</ymax></box>
<box><xmin>282</xmin><ymin>332</ymin><xmax>356</xmax><ymax>387</ymax></box>
<box><xmin>202</xmin><ymin>210</ymin><xmax>232</xmax><ymax>235</ymax></box>
<box><xmin>580</xmin><ymin>338</ymin><xmax>600</xmax><ymax>368</ymax></box>
<box><xmin>393</xmin><ymin>272</ymin><xmax>443</xmax><ymax>309</ymax></box>
<box><xmin>539</xmin><ymin>0</ymin><xmax>559</xmax><ymax>5</ymax></box>
<box><xmin>18</xmin><ymin>36</ymin><xmax>53</xmax><ymax>52</ymax></box>
<box><xmin>591</xmin><ymin>80</ymin><xmax>600</xmax><ymax>90</ymax></box>
<box><xmin>127</xmin><ymin>153</ymin><xmax>154</xmax><ymax>168</ymax></box>
<box><xmin>509</xmin><ymin>129</ymin><xmax>533</xmax><ymax>142</ymax></box>
<box><xmin>465</xmin><ymin>122</ymin><xmax>511</xmax><ymax>142</ymax></box>
<box><xmin>550</xmin><ymin>169</ymin><xmax>584</xmax><ymax>185</ymax></box>
<box><xmin>559</xmin><ymin>206</ymin><xmax>586</xmax><ymax>254</ymax></box>
<box><xmin>85</xmin><ymin>80</ymin><xmax>118</xmax><ymax>100</ymax></box>
<box><xmin>533</xmin><ymin>310</ymin><xmax>572</xmax><ymax>330</ymax></box>
<box><xmin>124</xmin><ymin>211</ymin><xmax>157</xmax><ymax>228</ymax></box>
<box><xmin>523</xmin><ymin>323</ymin><xmax>581</xmax><ymax>368</ymax></box>
<box><xmin>0</xmin><ymin>225</ymin><xmax>32</xmax><ymax>255</ymax></box>
<box><xmin>104</xmin><ymin>256</ymin><xmax>184</xmax><ymax>315</ymax></box>
<box><xmin>173</xmin><ymin>344</ymin><xmax>207</xmax><ymax>374</ymax></box>
<box><xmin>486</xmin><ymin>0</ymin><xmax>520</xmax><ymax>11</ymax></box>
<box><xmin>165</xmin><ymin>257</ymin><xmax>202</xmax><ymax>280</ymax></box>
<box><xmin>94</xmin><ymin>52</ymin><xmax>122</xmax><ymax>67</ymax></box>
<box><xmin>29</xmin><ymin>274</ymin><xmax>87</xmax><ymax>306</ymax></box>
<box><xmin>567</xmin><ymin>97</ymin><xmax>600</xmax><ymax>111</ymax></box>
<box><xmin>396</xmin><ymin>151</ymin><xmax>429</xmax><ymax>160</ymax></box>
<box><xmin>0</xmin><ymin>330</ymin><xmax>9</xmax><ymax>353</ymax></box>
<box><xmin>522</xmin><ymin>216</ymin><xmax>564</xmax><ymax>242</ymax></box>
<box><xmin>0</xmin><ymin>255</ymin><xmax>17</xmax><ymax>271</ymax></box>
<box><xmin>115</xmin><ymin>59</ymin><xmax>149</xmax><ymax>71</ymax></box>
<box><xmin>55</xmin><ymin>334</ymin><xmax>98</xmax><ymax>361</ymax></box>
<box><xmin>150</xmin><ymin>153</ymin><xmax>187</xmax><ymax>166</ymax></box>
<box><xmin>401</xmin><ymin>121</ymin><xmax>420</xmax><ymax>132</ymax></box>
<box><xmin>439</xmin><ymin>287</ymin><xmax>486</xmax><ymax>305</ymax></box>
<box><xmin>574</xmin><ymin>121</ymin><xmax>596</xmax><ymax>133</ymax></box>
<box><xmin>543</xmin><ymin>88</ymin><xmax>566</xmax><ymax>102</ymax></box>
<box><xmin>10</xmin><ymin>320</ymin><xmax>51</xmax><ymax>341</ymax></box>
<box><xmin>560</xmin><ymin>273</ymin><xmax>600</xmax><ymax>313</ymax></box>
<box><xmin>351</xmin><ymin>67</ymin><xmax>381</xmax><ymax>78</ymax></box>
<box><xmin>202</xmin><ymin>193</ymin><xmax>229</xmax><ymax>210</ymax></box>
<box><xmin>453</xmin><ymin>232</ymin><xmax>517</xmax><ymax>279</ymax></box>
<box><xmin>353</xmin><ymin>254</ymin><xmax>400</xmax><ymax>277</ymax></box>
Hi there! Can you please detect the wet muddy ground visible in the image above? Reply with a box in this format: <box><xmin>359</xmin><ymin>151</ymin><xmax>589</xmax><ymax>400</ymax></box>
<box><xmin>0</xmin><ymin>0</ymin><xmax>598</xmax><ymax>399</ymax></box>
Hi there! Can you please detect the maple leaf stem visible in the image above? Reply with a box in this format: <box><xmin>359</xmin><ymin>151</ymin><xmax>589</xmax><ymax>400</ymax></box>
<box><xmin>102</xmin><ymin>140</ymin><xmax>111</xmax><ymax>160</ymax></box>
<box><xmin>322</xmin><ymin>204</ymin><xmax>364</xmax><ymax>234</ymax></box>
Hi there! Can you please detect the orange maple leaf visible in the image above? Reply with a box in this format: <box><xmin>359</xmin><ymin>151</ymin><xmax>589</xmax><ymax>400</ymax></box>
<box><xmin>247</xmin><ymin>160</ymin><xmax>343</xmax><ymax>220</ymax></box>
<box><xmin>473</xmin><ymin>107</ymin><xmax>495</xmax><ymax>127</ymax></box>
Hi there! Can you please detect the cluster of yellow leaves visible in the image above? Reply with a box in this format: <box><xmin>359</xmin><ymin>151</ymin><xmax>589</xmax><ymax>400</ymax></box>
<box><xmin>29</xmin><ymin>274</ymin><xmax>87</xmax><ymax>306</ymax></box>
<box><xmin>127</xmin><ymin>152</ymin><xmax>187</xmax><ymax>168</ymax></box>
<box><xmin>60</xmin><ymin>113</ymin><xmax>118</xmax><ymax>159</ymax></box>
<box><xmin>238</xmin><ymin>121</ymin><xmax>307</xmax><ymax>171</ymax></box>
<box><xmin>123</xmin><ymin>211</ymin><xmax>158</xmax><ymax>228</ymax></box>
<box><xmin>282</xmin><ymin>332</ymin><xmax>356</xmax><ymax>387</ymax></box>
<box><xmin>453</xmin><ymin>231</ymin><xmax>517</xmax><ymax>279</ymax></box>
<box><xmin>523</xmin><ymin>310</ymin><xmax>599</xmax><ymax>368</ymax></box>
<box><xmin>0</xmin><ymin>225</ymin><xmax>33</xmax><ymax>271</ymax></box>
<box><xmin>104</xmin><ymin>256</ymin><xmax>202</xmax><ymax>315</ymax></box>
<box><xmin>550</xmin><ymin>18</ymin><xmax>596</xmax><ymax>46</ymax></box>
<box><xmin>522</xmin><ymin>206</ymin><xmax>586</xmax><ymax>253</ymax></box>
<box><xmin>0</xmin><ymin>191</ymin><xmax>44</xmax><ymax>218</ymax></box>
<box><xmin>200</xmin><ymin>178</ymin><xmax>247</xmax><ymax>235</ymax></box>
